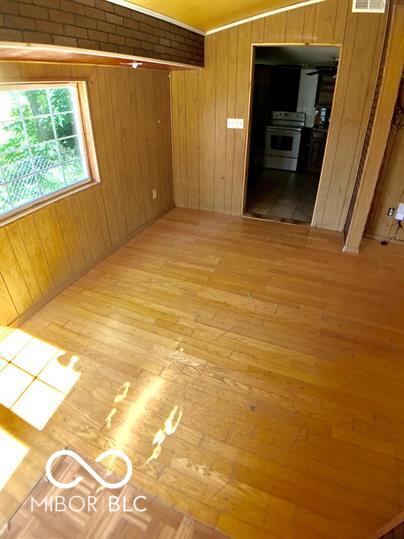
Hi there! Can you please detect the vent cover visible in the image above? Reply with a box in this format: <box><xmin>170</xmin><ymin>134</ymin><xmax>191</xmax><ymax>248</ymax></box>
<box><xmin>352</xmin><ymin>0</ymin><xmax>386</xmax><ymax>12</ymax></box>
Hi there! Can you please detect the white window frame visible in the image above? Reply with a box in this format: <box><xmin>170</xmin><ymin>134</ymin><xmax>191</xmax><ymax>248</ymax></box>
<box><xmin>0</xmin><ymin>81</ymin><xmax>99</xmax><ymax>225</ymax></box>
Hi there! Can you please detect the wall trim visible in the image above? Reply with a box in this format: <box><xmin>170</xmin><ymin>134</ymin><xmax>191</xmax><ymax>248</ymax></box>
<box><xmin>342</xmin><ymin>245</ymin><xmax>360</xmax><ymax>254</ymax></box>
<box><xmin>107</xmin><ymin>0</ymin><xmax>206</xmax><ymax>35</ymax></box>
<box><xmin>370</xmin><ymin>510</ymin><xmax>404</xmax><ymax>539</ymax></box>
<box><xmin>364</xmin><ymin>233</ymin><xmax>403</xmax><ymax>245</ymax></box>
<box><xmin>0</xmin><ymin>42</ymin><xmax>199</xmax><ymax>71</ymax></box>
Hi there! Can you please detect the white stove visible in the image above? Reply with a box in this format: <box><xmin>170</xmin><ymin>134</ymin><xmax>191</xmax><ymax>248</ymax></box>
<box><xmin>264</xmin><ymin>111</ymin><xmax>306</xmax><ymax>171</ymax></box>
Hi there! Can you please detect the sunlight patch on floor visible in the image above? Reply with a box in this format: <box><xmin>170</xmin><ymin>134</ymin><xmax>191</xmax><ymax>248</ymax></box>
<box><xmin>146</xmin><ymin>405</ymin><xmax>183</xmax><ymax>464</ymax></box>
<box><xmin>0</xmin><ymin>429</ymin><xmax>29</xmax><ymax>490</ymax></box>
<box><xmin>114</xmin><ymin>378</ymin><xmax>165</xmax><ymax>451</ymax></box>
<box><xmin>0</xmin><ymin>328</ymin><xmax>81</xmax><ymax>430</ymax></box>
<box><xmin>103</xmin><ymin>378</ymin><xmax>165</xmax><ymax>474</ymax></box>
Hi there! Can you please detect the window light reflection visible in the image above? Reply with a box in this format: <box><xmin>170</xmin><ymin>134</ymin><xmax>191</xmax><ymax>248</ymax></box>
<box><xmin>0</xmin><ymin>329</ymin><xmax>32</xmax><ymax>361</ymax></box>
<box><xmin>103</xmin><ymin>379</ymin><xmax>164</xmax><ymax>474</ymax></box>
<box><xmin>12</xmin><ymin>338</ymin><xmax>63</xmax><ymax>376</ymax></box>
<box><xmin>0</xmin><ymin>364</ymin><xmax>33</xmax><ymax>408</ymax></box>
<box><xmin>0</xmin><ymin>327</ymin><xmax>81</xmax><ymax>431</ymax></box>
<box><xmin>39</xmin><ymin>355</ymin><xmax>80</xmax><ymax>394</ymax></box>
<box><xmin>11</xmin><ymin>380</ymin><xmax>65</xmax><ymax>431</ymax></box>
<box><xmin>0</xmin><ymin>428</ymin><xmax>29</xmax><ymax>490</ymax></box>
<box><xmin>146</xmin><ymin>405</ymin><xmax>183</xmax><ymax>464</ymax></box>
<box><xmin>113</xmin><ymin>379</ymin><xmax>164</xmax><ymax>450</ymax></box>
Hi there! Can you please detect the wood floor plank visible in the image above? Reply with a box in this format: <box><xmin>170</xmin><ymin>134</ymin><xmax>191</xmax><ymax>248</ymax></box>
<box><xmin>1</xmin><ymin>208</ymin><xmax>403</xmax><ymax>538</ymax></box>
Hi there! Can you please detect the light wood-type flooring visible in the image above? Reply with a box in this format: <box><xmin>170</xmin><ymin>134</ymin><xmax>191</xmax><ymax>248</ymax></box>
<box><xmin>1</xmin><ymin>208</ymin><xmax>404</xmax><ymax>539</ymax></box>
<box><xmin>5</xmin><ymin>453</ymin><xmax>228</xmax><ymax>539</ymax></box>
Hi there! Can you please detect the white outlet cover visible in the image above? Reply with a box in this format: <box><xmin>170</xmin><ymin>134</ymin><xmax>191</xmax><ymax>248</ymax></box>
<box><xmin>395</xmin><ymin>203</ymin><xmax>404</xmax><ymax>221</ymax></box>
<box><xmin>227</xmin><ymin>118</ymin><xmax>244</xmax><ymax>129</ymax></box>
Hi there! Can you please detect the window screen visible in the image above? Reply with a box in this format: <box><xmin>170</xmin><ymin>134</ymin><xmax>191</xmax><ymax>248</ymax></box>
<box><xmin>0</xmin><ymin>84</ymin><xmax>89</xmax><ymax>218</ymax></box>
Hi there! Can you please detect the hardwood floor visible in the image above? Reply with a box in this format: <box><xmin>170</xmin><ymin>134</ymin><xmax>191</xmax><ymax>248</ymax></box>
<box><xmin>6</xmin><ymin>454</ymin><xmax>228</xmax><ymax>539</ymax></box>
<box><xmin>1</xmin><ymin>208</ymin><xmax>404</xmax><ymax>538</ymax></box>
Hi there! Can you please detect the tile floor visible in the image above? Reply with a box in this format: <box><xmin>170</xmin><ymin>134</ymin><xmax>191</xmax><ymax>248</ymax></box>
<box><xmin>244</xmin><ymin>168</ymin><xmax>320</xmax><ymax>223</ymax></box>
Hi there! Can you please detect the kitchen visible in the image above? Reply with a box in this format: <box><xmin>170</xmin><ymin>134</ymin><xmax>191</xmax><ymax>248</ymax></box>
<box><xmin>244</xmin><ymin>45</ymin><xmax>339</xmax><ymax>223</ymax></box>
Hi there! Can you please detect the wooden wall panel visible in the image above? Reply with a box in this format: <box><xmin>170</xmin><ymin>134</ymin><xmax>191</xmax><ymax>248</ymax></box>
<box><xmin>199</xmin><ymin>35</ymin><xmax>216</xmax><ymax>211</ymax></box>
<box><xmin>213</xmin><ymin>31</ymin><xmax>229</xmax><ymax>213</ymax></box>
<box><xmin>315</xmin><ymin>13</ymin><xmax>386</xmax><ymax>230</ymax></box>
<box><xmin>185</xmin><ymin>70</ymin><xmax>201</xmax><ymax>209</ymax></box>
<box><xmin>302</xmin><ymin>5</ymin><xmax>317</xmax><ymax>42</ymax></box>
<box><xmin>0</xmin><ymin>229</ymin><xmax>33</xmax><ymax>315</ymax></box>
<box><xmin>171</xmin><ymin>1</ymin><xmax>388</xmax><ymax>231</ymax></box>
<box><xmin>232</xmin><ymin>23</ymin><xmax>253</xmax><ymax>215</ymax></box>
<box><xmin>224</xmin><ymin>28</ymin><xmax>238</xmax><ymax>214</ymax></box>
<box><xmin>366</xmin><ymin>125</ymin><xmax>404</xmax><ymax>242</ymax></box>
<box><xmin>264</xmin><ymin>11</ymin><xmax>287</xmax><ymax>42</ymax></box>
<box><xmin>285</xmin><ymin>9</ymin><xmax>305</xmax><ymax>43</ymax></box>
<box><xmin>0</xmin><ymin>62</ymin><xmax>173</xmax><ymax>326</ymax></box>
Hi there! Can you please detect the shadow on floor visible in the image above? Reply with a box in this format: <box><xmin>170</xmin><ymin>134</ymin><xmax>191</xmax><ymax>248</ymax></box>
<box><xmin>245</xmin><ymin>168</ymin><xmax>320</xmax><ymax>224</ymax></box>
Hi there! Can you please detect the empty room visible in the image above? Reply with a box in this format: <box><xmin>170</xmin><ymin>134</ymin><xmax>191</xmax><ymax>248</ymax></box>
<box><xmin>0</xmin><ymin>0</ymin><xmax>403</xmax><ymax>538</ymax></box>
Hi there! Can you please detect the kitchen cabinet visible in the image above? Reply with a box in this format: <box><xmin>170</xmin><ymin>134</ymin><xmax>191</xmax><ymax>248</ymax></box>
<box><xmin>317</xmin><ymin>73</ymin><xmax>336</xmax><ymax>107</ymax></box>
<box><xmin>307</xmin><ymin>129</ymin><xmax>327</xmax><ymax>173</ymax></box>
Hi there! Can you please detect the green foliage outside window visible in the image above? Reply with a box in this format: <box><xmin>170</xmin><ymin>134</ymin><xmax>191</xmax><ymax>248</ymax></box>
<box><xmin>0</xmin><ymin>85</ymin><xmax>88</xmax><ymax>217</ymax></box>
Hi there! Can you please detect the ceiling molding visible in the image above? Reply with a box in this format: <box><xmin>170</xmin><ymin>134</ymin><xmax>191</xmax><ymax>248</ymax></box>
<box><xmin>106</xmin><ymin>0</ymin><xmax>206</xmax><ymax>35</ymax></box>
<box><xmin>206</xmin><ymin>0</ymin><xmax>325</xmax><ymax>35</ymax></box>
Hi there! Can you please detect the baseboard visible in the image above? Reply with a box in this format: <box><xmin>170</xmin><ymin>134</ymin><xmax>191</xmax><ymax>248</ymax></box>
<box><xmin>369</xmin><ymin>510</ymin><xmax>404</xmax><ymax>539</ymax></box>
<box><xmin>342</xmin><ymin>244</ymin><xmax>360</xmax><ymax>255</ymax></box>
<box><xmin>8</xmin><ymin>204</ymin><xmax>173</xmax><ymax>329</ymax></box>
<box><xmin>364</xmin><ymin>233</ymin><xmax>404</xmax><ymax>246</ymax></box>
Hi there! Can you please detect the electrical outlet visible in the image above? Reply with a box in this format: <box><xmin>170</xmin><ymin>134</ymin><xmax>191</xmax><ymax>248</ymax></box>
<box><xmin>395</xmin><ymin>203</ymin><xmax>404</xmax><ymax>221</ymax></box>
<box><xmin>152</xmin><ymin>189</ymin><xmax>157</xmax><ymax>200</ymax></box>
<box><xmin>227</xmin><ymin>118</ymin><xmax>244</xmax><ymax>129</ymax></box>
<box><xmin>387</xmin><ymin>207</ymin><xmax>395</xmax><ymax>217</ymax></box>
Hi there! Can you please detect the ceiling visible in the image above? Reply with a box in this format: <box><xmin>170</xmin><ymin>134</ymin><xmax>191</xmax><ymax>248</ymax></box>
<box><xmin>125</xmin><ymin>0</ymin><xmax>305</xmax><ymax>32</ymax></box>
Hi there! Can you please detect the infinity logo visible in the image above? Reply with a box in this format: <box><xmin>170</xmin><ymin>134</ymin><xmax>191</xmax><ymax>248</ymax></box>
<box><xmin>46</xmin><ymin>449</ymin><xmax>133</xmax><ymax>490</ymax></box>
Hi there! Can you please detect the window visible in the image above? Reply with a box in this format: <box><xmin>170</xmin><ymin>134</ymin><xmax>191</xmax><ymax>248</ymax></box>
<box><xmin>0</xmin><ymin>83</ymin><xmax>95</xmax><ymax>220</ymax></box>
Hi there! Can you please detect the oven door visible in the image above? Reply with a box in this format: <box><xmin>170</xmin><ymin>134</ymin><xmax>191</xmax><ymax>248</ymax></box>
<box><xmin>264</xmin><ymin>127</ymin><xmax>302</xmax><ymax>159</ymax></box>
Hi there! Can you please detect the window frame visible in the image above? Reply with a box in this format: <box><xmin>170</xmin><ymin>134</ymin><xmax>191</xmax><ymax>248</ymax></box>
<box><xmin>0</xmin><ymin>80</ymin><xmax>100</xmax><ymax>226</ymax></box>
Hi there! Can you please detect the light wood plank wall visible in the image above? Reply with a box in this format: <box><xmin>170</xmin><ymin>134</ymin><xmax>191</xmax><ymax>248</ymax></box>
<box><xmin>171</xmin><ymin>0</ymin><xmax>388</xmax><ymax>231</ymax></box>
<box><xmin>366</xmin><ymin>113</ymin><xmax>404</xmax><ymax>241</ymax></box>
<box><xmin>0</xmin><ymin>62</ymin><xmax>173</xmax><ymax>326</ymax></box>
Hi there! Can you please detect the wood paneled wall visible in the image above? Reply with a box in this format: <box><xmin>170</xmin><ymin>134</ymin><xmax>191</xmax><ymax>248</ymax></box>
<box><xmin>0</xmin><ymin>62</ymin><xmax>173</xmax><ymax>326</ymax></box>
<box><xmin>366</xmin><ymin>120</ymin><xmax>404</xmax><ymax>241</ymax></box>
<box><xmin>171</xmin><ymin>0</ymin><xmax>388</xmax><ymax>231</ymax></box>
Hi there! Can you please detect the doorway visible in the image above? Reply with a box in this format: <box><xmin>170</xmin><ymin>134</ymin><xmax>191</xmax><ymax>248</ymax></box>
<box><xmin>244</xmin><ymin>45</ymin><xmax>340</xmax><ymax>224</ymax></box>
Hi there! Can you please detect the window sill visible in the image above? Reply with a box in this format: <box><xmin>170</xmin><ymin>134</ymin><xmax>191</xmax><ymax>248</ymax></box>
<box><xmin>0</xmin><ymin>179</ymin><xmax>99</xmax><ymax>228</ymax></box>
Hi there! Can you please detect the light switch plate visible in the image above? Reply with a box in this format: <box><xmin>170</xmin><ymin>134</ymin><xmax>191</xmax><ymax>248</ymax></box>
<box><xmin>395</xmin><ymin>203</ymin><xmax>404</xmax><ymax>221</ymax></box>
<box><xmin>227</xmin><ymin>118</ymin><xmax>244</xmax><ymax>129</ymax></box>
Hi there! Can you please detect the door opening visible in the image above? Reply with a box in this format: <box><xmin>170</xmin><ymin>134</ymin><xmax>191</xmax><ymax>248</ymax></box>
<box><xmin>244</xmin><ymin>45</ymin><xmax>340</xmax><ymax>224</ymax></box>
